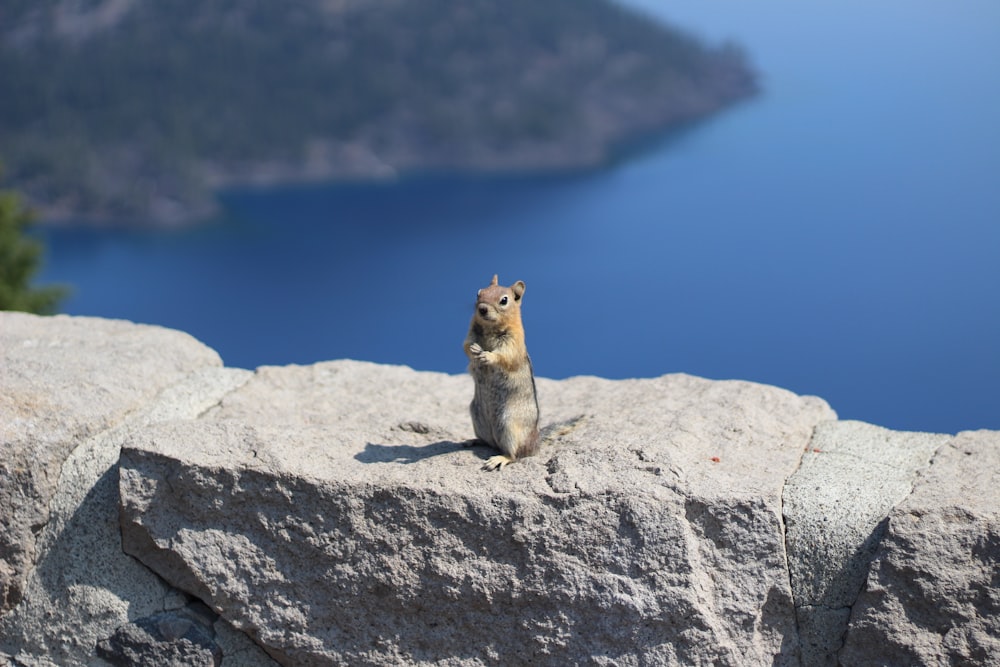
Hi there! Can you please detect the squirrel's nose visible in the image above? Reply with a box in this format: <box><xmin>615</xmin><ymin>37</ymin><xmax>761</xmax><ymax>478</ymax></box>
<box><xmin>478</xmin><ymin>305</ymin><xmax>489</xmax><ymax>317</ymax></box>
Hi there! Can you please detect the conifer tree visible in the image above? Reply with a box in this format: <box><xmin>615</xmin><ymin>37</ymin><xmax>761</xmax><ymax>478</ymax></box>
<box><xmin>0</xmin><ymin>166</ymin><xmax>68</xmax><ymax>314</ymax></box>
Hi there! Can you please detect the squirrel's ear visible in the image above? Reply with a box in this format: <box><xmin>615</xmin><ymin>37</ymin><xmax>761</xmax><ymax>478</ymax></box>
<box><xmin>512</xmin><ymin>281</ymin><xmax>525</xmax><ymax>301</ymax></box>
<box><xmin>490</xmin><ymin>274</ymin><xmax>499</xmax><ymax>286</ymax></box>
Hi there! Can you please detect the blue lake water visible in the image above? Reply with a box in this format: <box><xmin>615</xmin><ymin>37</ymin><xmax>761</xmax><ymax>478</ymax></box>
<box><xmin>37</xmin><ymin>0</ymin><xmax>1000</xmax><ymax>433</ymax></box>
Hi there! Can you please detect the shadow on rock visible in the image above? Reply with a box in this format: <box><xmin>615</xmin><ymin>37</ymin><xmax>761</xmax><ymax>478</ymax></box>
<box><xmin>354</xmin><ymin>440</ymin><xmax>478</xmax><ymax>464</ymax></box>
<box><xmin>0</xmin><ymin>464</ymin><xmax>172</xmax><ymax>663</ymax></box>
<box><xmin>97</xmin><ymin>600</ymin><xmax>223</xmax><ymax>667</ymax></box>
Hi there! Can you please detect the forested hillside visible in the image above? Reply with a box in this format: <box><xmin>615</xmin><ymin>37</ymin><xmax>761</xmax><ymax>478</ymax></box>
<box><xmin>0</xmin><ymin>0</ymin><xmax>755</xmax><ymax>225</ymax></box>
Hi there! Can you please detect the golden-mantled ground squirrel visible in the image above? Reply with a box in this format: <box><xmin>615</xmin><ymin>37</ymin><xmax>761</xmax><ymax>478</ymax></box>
<box><xmin>464</xmin><ymin>274</ymin><xmax>540</xmax><ymax>471</ymax></box>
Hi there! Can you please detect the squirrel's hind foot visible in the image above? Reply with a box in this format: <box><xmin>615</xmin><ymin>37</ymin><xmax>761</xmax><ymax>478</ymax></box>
<box><xmin>482</xmin><ymin>455</ymin><xmax>514</xmax><ymax>471</ymax></box>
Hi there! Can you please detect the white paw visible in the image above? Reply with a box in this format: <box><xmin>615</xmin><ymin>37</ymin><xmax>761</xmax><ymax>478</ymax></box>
<box><xmin>469</xmin><ymin>343</ymin><xmax>496</xmax><ymax>365</ymax></box>
<box><xmin>482</xmin><ymin>455</ymin><xmax>513</xmax><ymax>471</ymax></box>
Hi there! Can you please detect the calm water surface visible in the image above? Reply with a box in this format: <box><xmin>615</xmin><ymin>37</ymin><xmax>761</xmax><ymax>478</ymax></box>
<box><xmin>38</xmin><ymin>0</ymin><xmax>1000</xmax><ymax>433</ymax></box>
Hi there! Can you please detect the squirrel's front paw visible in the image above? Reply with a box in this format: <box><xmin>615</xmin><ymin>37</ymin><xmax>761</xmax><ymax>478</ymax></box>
<box><xmin>470</xmin><ymin>343</ymin><xmax>496</xmax><ymax>365</ymax></box>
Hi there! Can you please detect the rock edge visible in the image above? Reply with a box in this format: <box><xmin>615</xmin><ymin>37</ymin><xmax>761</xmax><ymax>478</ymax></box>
<box><xmin>1</xmin><ymin>312</ymin><xmax>997</xmax><ymax>666</ymax></box>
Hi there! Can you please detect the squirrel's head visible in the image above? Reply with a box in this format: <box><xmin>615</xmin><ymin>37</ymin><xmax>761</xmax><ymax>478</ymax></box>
<box><xmin>474</xmin><ymin>274</ymin><xmax>525</xmax><ymax>324</ymax></box>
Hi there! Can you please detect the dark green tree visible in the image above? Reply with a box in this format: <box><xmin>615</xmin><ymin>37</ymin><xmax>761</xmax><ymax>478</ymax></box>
<box><xmin>0</xmin><ymin>168</ymin><xmax>68</xmax><ymax>314</ymax></box>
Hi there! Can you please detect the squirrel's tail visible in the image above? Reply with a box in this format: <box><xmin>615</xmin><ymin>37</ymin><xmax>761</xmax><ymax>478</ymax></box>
<box><xmin>540</xmin><ymin>414</ymin><xmax>588</xmax><ymax>445</ymax></box>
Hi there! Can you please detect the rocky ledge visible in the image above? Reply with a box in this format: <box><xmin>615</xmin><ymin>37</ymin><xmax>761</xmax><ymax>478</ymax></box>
<box><xmin>0</xmin><ymin>312</ymin><xmax>997</xmax><ymax>666</ymax></box>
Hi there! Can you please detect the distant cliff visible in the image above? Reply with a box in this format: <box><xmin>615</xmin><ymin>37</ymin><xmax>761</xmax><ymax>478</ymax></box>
<box><xmin>0</xmin><ymin>0</ymin><xmax>756</xmax><ymax>227</ymax></box>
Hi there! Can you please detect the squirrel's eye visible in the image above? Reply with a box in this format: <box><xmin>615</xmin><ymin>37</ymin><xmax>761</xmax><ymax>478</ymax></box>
<box><xmin>499</xmin><ymin>296</ymin><xmax>508</xmax><ymax>306</ymax></box>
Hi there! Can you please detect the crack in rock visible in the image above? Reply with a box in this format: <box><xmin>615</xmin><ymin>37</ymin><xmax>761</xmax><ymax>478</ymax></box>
<box><xmin>781</xmin><ymin>420</ymin><xmax>950</xmax><ymax>666</ymax></box>
<box><xmin>0</xmin><ymin>366</ymin><xmax>263</xmax><ymax>666</ymax></box>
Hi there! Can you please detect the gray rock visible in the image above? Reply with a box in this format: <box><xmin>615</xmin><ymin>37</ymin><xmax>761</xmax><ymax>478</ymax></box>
<box><xmin>120</xmin><ymin>361</ymin><xmax>835</xmax><ymax>665</ymax></box>
<box><xmin>782</xmin><ymin>420</ymin><xmax>950</xmax><ymax>666</ymax></box>
<box><xmin>840</xmin><ymin>429</ymin><xmax>1000</xmax><ymax>665</ymax></box>
<box><xmin>96</xmin><ymin>602</ymin><xmax>222</xmax><ymax>667</ymax></box>
<box><xmin>0</xmin><ymin>312</ymin><xmax>276</xmax><ymax>667</ymax></box>
<box><xmin>0</xmin><ymin>312</ymin><xmax>221</xmax><ymax>615</ymax></box>
<box><xmin>215</xmin><ymin>615</ymin><xmax>282</xmax><ymax>667</ymax></box>
<box><xmin>6</xmin><ymin>312</ymin><xmax>998</xmax><ymax>666</ymax></box>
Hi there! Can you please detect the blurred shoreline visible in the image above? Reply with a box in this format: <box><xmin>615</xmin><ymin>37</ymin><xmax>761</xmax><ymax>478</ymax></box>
<box><xmin>2</xmin><ymin>0</ymin><xmax>756</xmax><ymax>229</ymax></box>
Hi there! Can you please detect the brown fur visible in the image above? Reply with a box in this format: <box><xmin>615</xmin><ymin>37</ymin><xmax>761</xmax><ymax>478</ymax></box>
<box><xmin>464</xmin><ymin>274</ymin><xmax>540</xmax><ymax>470</ymax></box>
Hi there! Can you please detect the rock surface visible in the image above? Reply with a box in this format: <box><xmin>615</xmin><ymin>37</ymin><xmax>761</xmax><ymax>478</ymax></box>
<box><xmin>0</xmin><ymin>312</ymin><xmax>275</xmax><ymax>667</ymax></box>
<box><xmin>95</xmin><ymin>602</ymin><xmax>223</xmax><ymax>667</ymax></box>
<box><xmin>2</xmin><ymin>312</ymin><xmax>998</xmax><ymax>666</ymax></box>
<box><xmin>839</xmin><ymin>429</ymin><xmax>1000</xmax><ymax>665</ymax></box>
<box><xmin>118</xmin><ymin>361</ymin><xmax>834</xmax><ymax>665</ymax></box>
<box><xmin>0</xmin><ymin>313</ymin><xmax>220</xmax><ymax>614</ymax></box>
<box><xmin>783</xmin><ymin>420</ymin><xmax>950</xmax><ymax>666</ymax></box>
